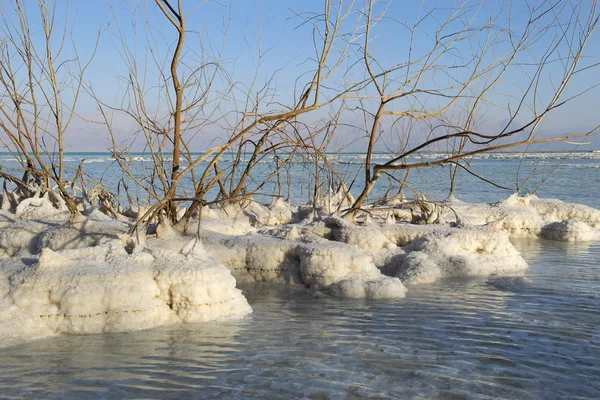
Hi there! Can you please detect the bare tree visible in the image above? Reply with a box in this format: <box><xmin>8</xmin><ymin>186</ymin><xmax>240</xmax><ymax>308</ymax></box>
<box><xmin>89</xmin><ymin>0</ymin><xmax>599</xmax><ymax>231</ymax></box>
<box><xmin>347</xmin><ymin>0</ymin><xmax>599</xmax><ymax>212</ymax></box>
<box><xmin>0</xmin><ymin>0</ymin><xmax>99</xmax><ymax>219</ymax></box>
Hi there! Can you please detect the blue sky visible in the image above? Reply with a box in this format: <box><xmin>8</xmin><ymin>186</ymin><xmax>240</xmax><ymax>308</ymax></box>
<box><xmin>4</xmin><ymin>0</ymin><xmax>600</xmax><ymax>151</ymax></box>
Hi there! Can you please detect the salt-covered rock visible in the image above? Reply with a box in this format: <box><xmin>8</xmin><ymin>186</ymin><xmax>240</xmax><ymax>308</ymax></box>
<box><xmin>332</xmin><ymin>224</ymin><xmax>396</xmax><ymax>253</ymax></box>
<box><xmin>0</xmin><ymin>240</ymin><xmax>251</xmax><ymax>347</ymax></box>
<box><xmin>202</xmin><ymin>232</ymin><xmax>406</xmax><ymax>299</ymax></box>
<box><xmin>244</xmin><ymin>198</ymin><xmax>294</xmax><ymax>226</ymax></box>
<box><xmin>540</xmin><ymin>220</ymin><xmax>600</xmax><ymax>241</ymax></box>
<box><xmin>396</xmin><ymin>228</ymin><xmax>528</xmax><ymax>285</ymax></box>
<box><xmin>443</xmin><ymin>194</ymin><xmax>600</xmax><ymax>240</ymax></box>
<box><xmin>204</xmin><ymin>233</ymin><xmax>301</xmax><ymax>285</ymax></box>
<box><xmin>530</xmin><ymin>197</ymin><xmax>600</xmax><ymax>228</ymax></box>
<box><xmin>15</xmin><ymin>192</ymin><xmax>63</xmax><ymax>220</ymax></box>
<box><xmin>0</xmin><ymin>221</ymin><xmax>48</xmax><ymax>256</ymax></box>
<box><xmin>328</xmin><ymin>276</ymin><xmax>407</xmax><ymax>299</ymax></box>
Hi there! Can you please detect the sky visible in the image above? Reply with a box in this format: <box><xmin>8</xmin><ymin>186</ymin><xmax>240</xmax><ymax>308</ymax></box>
<box><xmin>2</xmin><ymin>0</ymin><xmax>600</xmax><ymax>152</ymax></box>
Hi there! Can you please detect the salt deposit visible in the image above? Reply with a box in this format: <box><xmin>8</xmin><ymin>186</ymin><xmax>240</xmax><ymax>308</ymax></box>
<box><xmin>0</xmin><ymin>213</ymin><xmax>129</xmax><ymax>257</ymax></box>
<box><xmin>540</xmin><ymin>220</ymin><xmax>600</xmax><ymax>241</ymax></box>
<box><xmin>2</xmin><ymin>188</ymin><xmax>600</xmax><ymax>347</ymax></box>
<box><xmin>0</xmin><ymin>239</ymin><xmax>251</xmax><ymax>347</ymax></box>
<box><xmin>15</xmin><ymin>192</ymin><xmax>66</xmax><ymax>221</ymax></box>
<box><xmin>396</xmin><ymin>228</ymin><xmax>528</xmax><ymax>285</ymax></box>
<box><xmin>443</xmin><ymin>194</ymin><xmax>600</xmax><ymax>239</ymax></box>
<box><xmin>201</xmin><ymin>231</ymin><xmax>407</xmax><ymax>299</ymax></box>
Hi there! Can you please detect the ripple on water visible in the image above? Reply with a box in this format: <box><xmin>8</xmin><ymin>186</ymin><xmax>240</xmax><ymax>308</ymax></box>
<box><xmin>0</xmin><ymin>240</ymin><xmax>599</xmax><ymax>399</ymax></box>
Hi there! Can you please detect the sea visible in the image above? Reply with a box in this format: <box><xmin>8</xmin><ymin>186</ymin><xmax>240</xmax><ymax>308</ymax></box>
<box><xmin>0</xmin><ymin>151</ymin><xmax>599</xmax><ymax>399</ymax></box>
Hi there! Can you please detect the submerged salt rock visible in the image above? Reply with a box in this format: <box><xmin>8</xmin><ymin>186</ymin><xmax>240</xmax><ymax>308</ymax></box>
<box><xmin>0</xmin><ymin>240</ymin><xmax>251</xmax><ymax>347</ymax></box>
<box><xmin>296</xmin><ymin>241</ymin><xmax>381</xmax><ymax>290</ymax></box>
<box><xmin>486</xmin><ymin>276</ymin><xmax>532</xmax><ymax>290</ymax></box>
<box><xmin>295</xmin><ymin>241</ymin><xmax>406</xmax><ymax>299</ymax></box>
<box><xmin>540</xmin><ymin>220</ymin><xmax>600</xmax><ymax>241</ymax></box>
<box><xmin>396</xmin><ymin>228</ymin><xmax>528</xmax><ymax>285</ymax></box>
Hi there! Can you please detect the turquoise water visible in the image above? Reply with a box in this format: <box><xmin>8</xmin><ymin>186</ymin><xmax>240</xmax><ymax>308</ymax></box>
<box><xmin>0</xmin><ymin>152</ymin><xmax>599</xmax><ymax>399</ymax></box>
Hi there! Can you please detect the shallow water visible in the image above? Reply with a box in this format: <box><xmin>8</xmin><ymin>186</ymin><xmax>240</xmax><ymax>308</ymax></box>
<box><xmin>1</xmin><ymin>239</ymin><xmax>599</xmax><ymax>399</ymax></box>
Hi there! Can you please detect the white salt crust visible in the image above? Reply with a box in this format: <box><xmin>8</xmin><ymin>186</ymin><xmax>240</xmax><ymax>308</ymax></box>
<box><xmin>0</xmin><ymin>239</ymin><xmax>251</xmax><ymax>347</ymax></box>
<box><xmin>1</xmin><ymin>191</ymin><xmax>600</xmax><ymax>348</ymax></box>
<box><xmin>443</xmin><ymin>194</ymin><xmax>600</xmax><ymax>240</ymax></box>
<box><xmin>200</xmin><ymin>232</ymin><xmax>407</xmax><ymax>300</ymax></box>
<box><xmin>395</xmin><ymin>228</ymin><xmax>528</xmax><ymax>285</ymax></box>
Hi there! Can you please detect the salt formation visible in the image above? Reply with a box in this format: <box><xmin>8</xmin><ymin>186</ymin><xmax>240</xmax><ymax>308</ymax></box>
<box><xmin>244</xmin><ymin>198</ymin><xmax>295</xmax><ymax>226</ymax></box>
<box><xmin>443</xmin><ymin>194</ymin><xmax>600</xmax><ymax>240</ymax></box>
<box><xmin>15</xmin><ymin>192</ymin><xmax>63</xmax><ymax>220</ymax></box>
<box><xmin>201</xmin><ymin>232</ymin><xmax>407</xmax><ymax>299</ymax></box>
<box><xmin>0</xmin><ymin>239</ymin><xmax>251</xmax><ymax>347</ymax></box>
<box><xmin>2</xmin><ymin>184</ymin><xmax>600</xmax><ymax>347</ymax></box>
<box><xmin>540</xmin><ymin>220</ymin><xmax>600</xmax><ymax>241</ymax></box>
<box><xmin>396</xmin><ymin>228</ymin><xmax>528</xmax><ymax>285</ymax></box>
<box><xmin>196</xmin><ymin>198</ymin><xmax>294</xmax><ymax>235</ymax></box>
<box><xmin>0</xmin><ymin>213</ymin><xmax>129</xmax><ymax>257</ymax></box>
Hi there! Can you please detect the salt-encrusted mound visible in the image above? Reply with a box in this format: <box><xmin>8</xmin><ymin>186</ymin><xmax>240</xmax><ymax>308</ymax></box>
<box><xmin>540</xmin><ymin>220</ymin><xmax>600</xmax><ymax>241</ymax></box>
<box><xmin>529</xmin><ymin>197</ymin><xmax>600</xmax><ymax>228</ymax></box>
<box><xmin>15</xmin><ymin>192</ymin><xmax>63</xmax><ymax>220</ymax></box>
<box><xmin>245</xmin><ymin>198</ymin><xmax>295</xmax><ymax>226</ymax></box>
<box><xmin>444</xmin><ymin>194</ymin><xmax>600</xmax><ymax>240</ymax></box>
<box><xmin>256</xmin><ymin>218</ymin><xmax>529</xmax><ymax>285</ymax></box>
<box><xmin>443</xmin><ymin>197</ymin><xmax>544</xmax><ymax>236</ymax></box>
<box><xmin>200</xmin><ymin>199</ymin><xmax>294</xmax><ymax>232</ymax></box>
<box><xmin>330</xmin><ymin>222</ymin><xmax>396</xmax><ymax>252</ymax></box>
<box><xmin>202</xmin><ymin>232</ymin><xmax>406</xmax><ymax>299</ymax></box>
<box><xmin>0</xmin><ymin>240</ymin><xmax>251</xmax><ymax>347</ymax></box>
<box><xmin>0</xmin><ymin>211</ymin><xmax>16</xmax><ymax>229</ymax></box>
<box><xmin>0</xmin><ymin>220</ymin><xmax>48</xmax><ymax>257</ymax></box>
<box><xmin>0</xmin><ymin>216</ymin><xmax>129</xmax><ymax>257</ymax></box>
<box><xmin>396</xmin><ymin>228</ymin><xmax>528</xmax><ymax>285</ymax></box>
<box><xmin>203</xmin><ymin>233</ymin><xmax>301</xmax><ymax>285</ymax></box>
<box><xmin>37</xmin><ymin>217</ymin><xmax>129</xmax><ymax>252</ymax></box>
